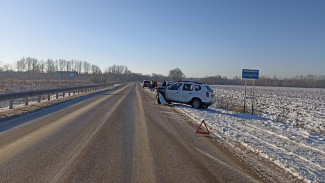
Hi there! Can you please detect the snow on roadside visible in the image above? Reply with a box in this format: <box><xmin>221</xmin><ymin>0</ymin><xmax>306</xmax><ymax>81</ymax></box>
<box><xmin>212</xmin><ymin>85</ymin><xmax>325</xmax><ymax>134</ymax></box>
<box><xmin>176</xmin><ymin>105</ymin><xmax>325</xmax><ymax>183</ymax></box>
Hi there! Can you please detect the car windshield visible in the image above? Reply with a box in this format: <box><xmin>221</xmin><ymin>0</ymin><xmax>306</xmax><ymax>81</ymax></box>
<box><xmin>205</xmin><ymin>85</ymin><xmax>213</xmax><ymax>92</ymax></box>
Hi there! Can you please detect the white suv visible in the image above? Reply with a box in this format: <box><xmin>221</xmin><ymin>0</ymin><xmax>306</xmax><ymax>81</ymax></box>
<box><xmin>157</xmin><ymin>81</ymin><xmax>215</xmax><ymax>109</ymax></box>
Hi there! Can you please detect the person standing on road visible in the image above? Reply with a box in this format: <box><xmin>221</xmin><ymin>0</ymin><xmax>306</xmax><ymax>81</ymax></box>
<box><xmin>150</xmin><ymin>80</ymin><xmax>153</xmax><ymax>89</ymax></box>
<box><xmin>162</xmin><ymin>80</ymin><xmax>166</xmax><ymax>87</ymax></box>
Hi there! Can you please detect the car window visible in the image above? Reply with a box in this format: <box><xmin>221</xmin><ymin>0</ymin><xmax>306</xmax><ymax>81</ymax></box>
<box><xmin>194</xmin><ymin>85</ymin><xmax>201</xmax><ymax>91</ymax></box>
<box><xmin>183</xmin><ymin>84</ymin><xmax>193</xmax><ymax>91</ymax></box>
<box><xmin>167</xmin><ymin>81</ymin><xmax>174</xmax><ymax>86</ymax></box>
<box><xmin>205</xmin><ymin>85</ymin><xmax>213</xmax><ymax>92</ymax></box>
<box><xmin>168</xmin><ymin>83</ymin><xmax>182</xmax><ymax>90</ymax></box>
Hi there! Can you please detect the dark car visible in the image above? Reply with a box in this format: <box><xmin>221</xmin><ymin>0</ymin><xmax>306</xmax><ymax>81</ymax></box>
<box><xmin>143</xmin><ymin>80</ymin><xmax>151</xmax><ymax>88</ymax></box>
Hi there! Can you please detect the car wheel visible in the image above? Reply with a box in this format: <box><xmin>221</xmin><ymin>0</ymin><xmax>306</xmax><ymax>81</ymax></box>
<box><xmin>192</xmin><ymin>99</ymin><xmax>201</xmax><ymax>109</ymax></box>
<box><xmin>202</xmin><ymin>105</ymin><xmax>208</xmax><ymax>109</ymax></box>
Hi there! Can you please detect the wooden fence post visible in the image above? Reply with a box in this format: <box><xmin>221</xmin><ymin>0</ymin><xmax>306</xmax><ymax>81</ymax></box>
<box><xmin>24</xmin><ymin>97</ymin><xmax>28</xmax><ymax>105</ymax></box>
<box><xmin>9</xmin><ymin>100</ymin><xmax>14</xmax><ymax>109</ymax></box>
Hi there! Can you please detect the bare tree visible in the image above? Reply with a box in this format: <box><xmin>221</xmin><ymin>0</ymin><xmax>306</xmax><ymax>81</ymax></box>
<box><xmin>39</xmin><ymin>60</ymin><xmax>45</xmax><ymax>73</ymax></box>
<box><xmin>66</xmin><ymin>60</ymin><xmax>71</xmax><ymax>71</ymax></box>
<box><xmin>75</xmin><ymin>60</ymin><xmax>82</xmax><ymax>74</ymax></box>
<box><xmin>31</xmin><ymin>58</ymin><xmax>39</xmax><ymax>77</ymax></box>
<box><xmin>151</xmin><ymin>73</ymin><xmax>167</xmax><ymax>81</ymax></box>
<box><xmin>16</xmin><ymin>58</ymin><xmax>26</xmax><ymax>72</ymax></box>
<box><xmin>57</xmin><ymin>59</ymin><xmax>66</xmax><ymax>71</ymax></box>
<box><xmin>3</xmin><ymin>63</ymin><xmax>13</xmax><ymax>72</ymax></box>
<box><xmin>70</xmin><ymin>60</ymin><xmax>75</xmax><ymax>71</ymax></box>
<box><xmin>91</xmin><ymin>64</ymin><xmax>101</xmax><ymax>74</ymax></box>
<box><xmin>90</xmin><ymin>64</ymin><xmax>102</xmax><ymax>83</ymax></box>
<box><xmin>46</xmin><ymin>59</ymin><xmax>56</xmax><ymax>73</ymax></box>
<box><xmin>168</xmin><ymin>68</ymin><xmax>185</xmax><ymax>82</ymax></box>
<box><xmin>0</xmin><ymin>61</ymin><xmax>3</xmax><ymax>72</ymax></box>
<box><xmin>83</xmin><ymin>61</ymin><xmax>90</xmax><ymax>74</ymax></box>
<box><xmin>26</xmin><ymin>57</ymin><xmax>33</xmax><ymax>72</ymax></box>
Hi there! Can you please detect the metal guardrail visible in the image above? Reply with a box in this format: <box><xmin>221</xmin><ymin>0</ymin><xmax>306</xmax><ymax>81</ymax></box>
<box><xmin>0</xmin><ymin>83</ymin><xmax>124</xmax><ymax>109</ymax></box>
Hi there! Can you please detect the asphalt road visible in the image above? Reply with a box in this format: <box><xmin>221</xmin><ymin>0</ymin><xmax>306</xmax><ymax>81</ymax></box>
<box><xmin>0</xmin><ymin>83</ymin><xmax>264</xmax><ymax>183</ymax></box>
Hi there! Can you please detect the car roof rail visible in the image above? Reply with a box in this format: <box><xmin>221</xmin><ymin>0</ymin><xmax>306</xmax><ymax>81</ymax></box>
<box><xmin>178</xmin><ymin>80</ymin><xmax>203</xmax><ymax>84</ymax></box>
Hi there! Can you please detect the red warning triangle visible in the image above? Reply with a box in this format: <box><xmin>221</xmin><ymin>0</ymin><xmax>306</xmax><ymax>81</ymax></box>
<box><xmin>196</xmin><ymin>120</ymin><xmax>210</xmax><ymax>134</ymax></box>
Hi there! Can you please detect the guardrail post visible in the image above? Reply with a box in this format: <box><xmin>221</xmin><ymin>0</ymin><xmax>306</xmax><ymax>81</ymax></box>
<box><xmin>38</xmin><ymin>95</ymin><xmax>41</xmax><ymax>103</ymax></box>
<box><xmin>24</xmin><ymin>97</ymin><xmax>28</xmax><ymax>105</ymax></box>
<box><xmin>63</xmin><ymin>92</ymin><xmax>65</xmax><ymax>97</ymax></box>
<box><xmin>9</xmin><ymin>100</ymin><xmax>14</xmax><ymax>109</ymax></box>
<box><xmin>78</xmin><ymin>90</ymin><xmax>80</xmax><ymax>94</ymax></box>
<box><xmin>69</xmin><ymin>91</ymin><xmax>71</xmax><ymax>96</ymax></box>
<box><xmin>56</xmin><ymin>93</ymin><xmax>59</xmax><ymax>99</ymax></box>
<box><xmin>48</xmin><ymin>94</ymin><xmax>51</xmax><ymax>101</ymax></box>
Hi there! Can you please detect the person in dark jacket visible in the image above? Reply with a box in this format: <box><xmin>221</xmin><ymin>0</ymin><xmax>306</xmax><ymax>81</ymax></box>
<box><xmin>162</xmin><ymin>80</ymin><xmax>166</xmax><ymax>87</ymax></box>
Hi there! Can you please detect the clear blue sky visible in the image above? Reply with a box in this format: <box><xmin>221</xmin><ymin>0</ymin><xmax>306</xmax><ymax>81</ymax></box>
<box><xmin>0</xmin><ymin>0</ymin><xmax>324</xmax><ymax>78</ymax></box>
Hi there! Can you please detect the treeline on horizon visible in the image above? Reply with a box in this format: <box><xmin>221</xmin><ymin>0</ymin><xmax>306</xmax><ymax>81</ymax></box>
<box><xmin>199</xmin><ymin>75</ymin><xmax>325</xmax><ymax>88</ymax></box>
<box><xmin>0</xmin><ymin>57</ymin><xmax>149</xmax><ymax>84</ymax></box>
<box><xmin>0</xmin><ymin>57</ymin><xmax>324</xmax><ymax>88</ymax></box>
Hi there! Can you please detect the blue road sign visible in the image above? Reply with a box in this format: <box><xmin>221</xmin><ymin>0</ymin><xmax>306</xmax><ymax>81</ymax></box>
<box><xmin>69</xmin><ymin>72</ymin><xmax>75</xmax><ymax>78</ymax></box>
<box><xmin>242</xmin><ymin>69</ymin><xmax>259</xmax><ymax>79</ymax></box>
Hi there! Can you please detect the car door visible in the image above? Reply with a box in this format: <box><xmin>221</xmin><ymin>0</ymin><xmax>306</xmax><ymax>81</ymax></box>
<box><xmin>179</xmin><ymin>83</ymin><xmax>194</xmax><ymax>102</ymax></box>
<box><xmin>165</xmin><ymin>83</ymin><xmax>182</xmax><ymax>102</ymax></box>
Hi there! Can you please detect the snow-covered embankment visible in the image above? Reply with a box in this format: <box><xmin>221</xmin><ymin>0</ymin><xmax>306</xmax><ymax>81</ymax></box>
<box><xmin>176</xmin><ymin>106</ymin><xmax>325</xmax><ymax>183</ymax></box>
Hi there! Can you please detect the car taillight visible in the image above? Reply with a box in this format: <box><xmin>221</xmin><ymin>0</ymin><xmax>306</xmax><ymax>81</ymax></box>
<box><xmin>206</xmin><ymin>92</ymin><xmax>209</xmax><ymax>97</ymax></box>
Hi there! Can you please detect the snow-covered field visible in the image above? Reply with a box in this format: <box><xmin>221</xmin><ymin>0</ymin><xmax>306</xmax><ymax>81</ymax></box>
<box><xmin>212</xmin><ymin>85</ymin><xmax>325</xmax><ymax>134</ymax></box>
<box><xmin>176</xmin><ymin>106</ymin><xmax>325</xmax><ymax>183</ymax></box>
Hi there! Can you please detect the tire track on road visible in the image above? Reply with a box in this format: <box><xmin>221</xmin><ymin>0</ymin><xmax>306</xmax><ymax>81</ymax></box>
<box><xmin>132</xmin><ymin>85</ymin><xmax>157</xmax><ymax>182</ymax></box>
<box><xmin>50</xmin><ymin>86</ymin><xmax>131</xmax><ymax>183</ymax></box>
